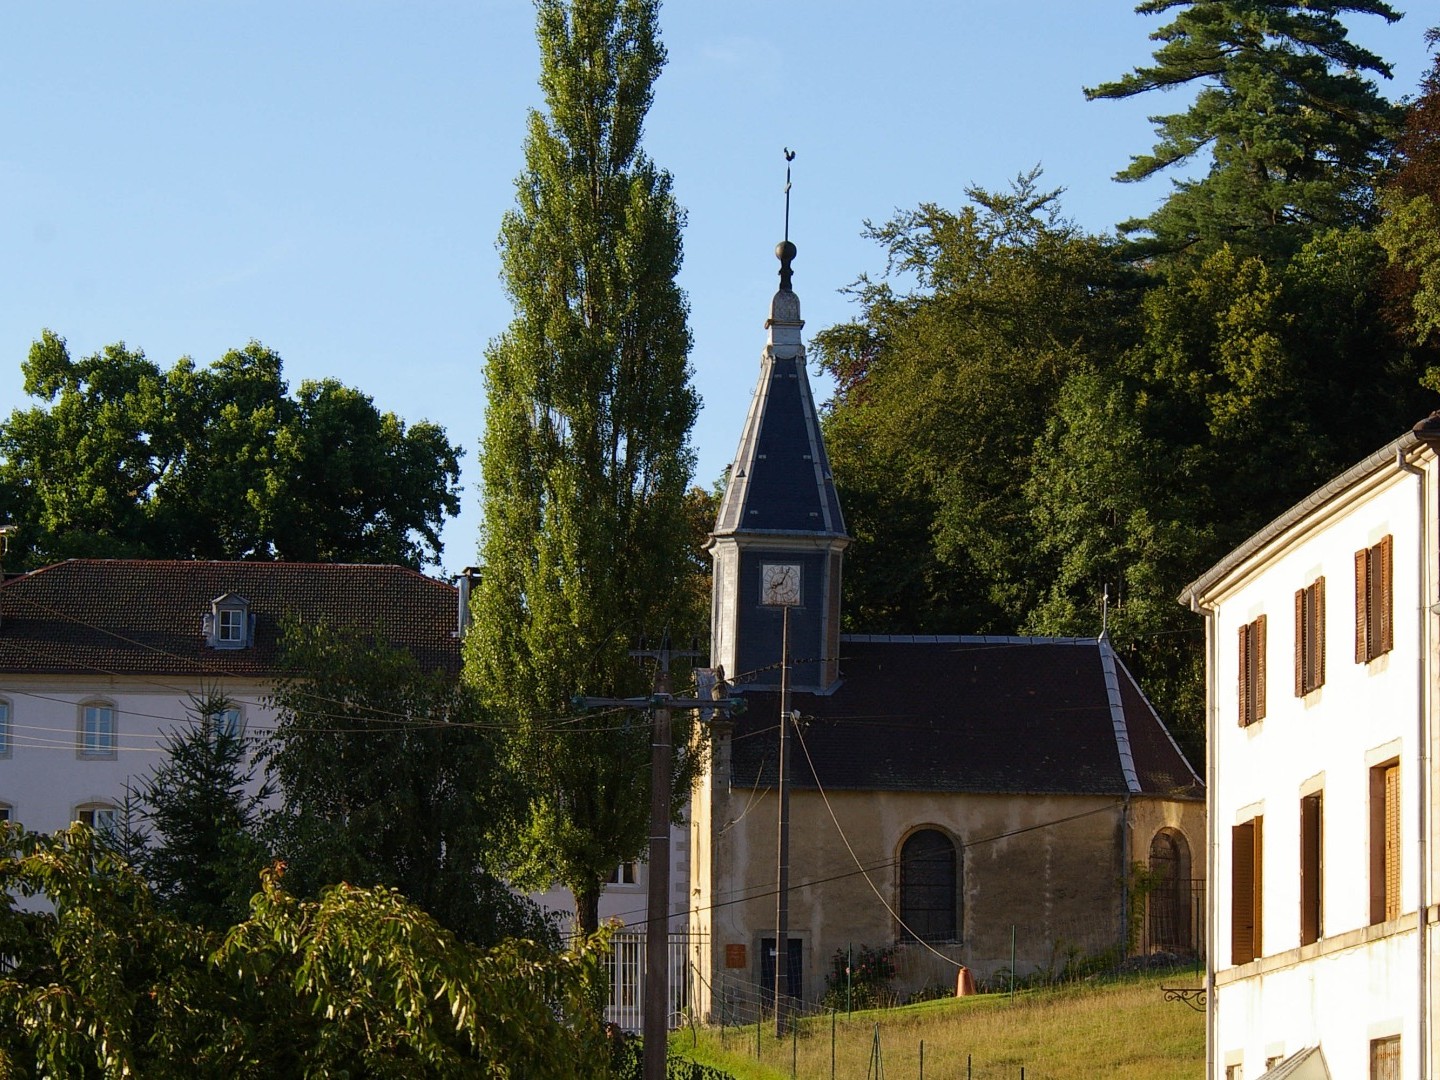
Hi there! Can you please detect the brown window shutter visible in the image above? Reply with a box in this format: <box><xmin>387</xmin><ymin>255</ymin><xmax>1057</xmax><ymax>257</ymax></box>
<box><xmin>1255</xmin><ymin>615</ymin><xmax>1267</xmax><ymax>720</ymax></box>
<box><xmin>1232</xmin><ymin>821</ymin><xmax>1256</xmax><ymax>964</ymax></box>
<box><xmin>1379</xmin><ymin>535</ymin><xmax>1394</xmax><ymax>655</ymax></box>
<box><xmin>1385</xmin><ymin>764</ymin><xmax>1401</xmax><ymax>921</ymax></box>
<box><xmin>1238</xmin><ymin>623</ymin><xmax>1251</xmax><ymax>727</ymax></box>
<box><xmin>1300</xmin><ymin>793</ymin><xmax>1322</xmax><ymax>946</ymax></box>
<box><xmin>1295</xmin><ymin>589</ymin><xmax>1305</xmax><ymax>696</ymax></box>
<box><xmin>1253</xmin><ymin>815</ymin><xmax>1263</xmax><ymax>957</ymax></box>
<box><xmin>1316</xmin><ymin>577</ymin><xmax>1326</xmax><ymax>688</ymax></box>
<box><xmin>1356</xmin><ymin>547</ymin><xmax>1370</xmax><ymax>663</ymax></box>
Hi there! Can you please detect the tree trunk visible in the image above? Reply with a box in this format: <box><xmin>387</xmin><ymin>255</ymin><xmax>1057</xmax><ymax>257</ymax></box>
<box><xmin>574</xmin><ymin>883</ymin><xmax>601</xmax><ymax>937</ymax></box>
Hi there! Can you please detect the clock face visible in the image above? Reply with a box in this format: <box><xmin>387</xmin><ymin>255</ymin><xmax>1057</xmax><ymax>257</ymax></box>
<box><xmin>761</xmin><ymin>562</ymin><xmax>802</xmax><ymax>606</ymax></box>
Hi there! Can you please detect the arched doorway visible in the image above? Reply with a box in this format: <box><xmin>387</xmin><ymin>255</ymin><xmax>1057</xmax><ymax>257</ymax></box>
<box><xmin>1147</xmin><ymin>829</ymin><xmax>1192</xmax><ymax>953</ymax></box>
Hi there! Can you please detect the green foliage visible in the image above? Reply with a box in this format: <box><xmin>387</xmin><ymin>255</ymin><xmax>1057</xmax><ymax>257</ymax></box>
<box><xmin>133</xmin><ymin>691</ymin><xmax>273</xmax><ymax>931</ymax></box>
<box><xmin>610</xmin><ymin>1032</ymin><xmax>738</xmax><ymax>1079</ymax></box>
<box><xmin>1087</xmin><ymin>0</ymin><xmax>1404</xmax><ymax>258</ymax></box>
<box><xmin>0</xmin><ymin>332</ymin><xmax>462</xmax><ymax>568</ymax></box>
<box><xmin>821</xmin><ymin>944</ymin><xmax>898</xmax><ymax>1011</ymax></box>
<box><xmin>0</xmin><ymin>823</ymin><xmax>610</xmax><ymax>1077</ymax></box>
<box><xmin>813</xmin><ymin>172</ymin><xmax>1143</xmax><ymax>635</ymax></box>
<box><xmin>266</xmin><ymin>623</ymin><xmax>550</xmax><ymax>948</ymax></box>
<box><xmin>467</xmin><ymin>0</ymin><xmax>701</xmax><ymax>934</ymax></box>
<box><xmin>1379</xmin><ymin>30</ymin><xmax>1440</xmax><ymax>349</ymax></box>
<box><xmin>816</xmin><ymin>140</ymin><xmax>1434</xmax><ymax>755</ymax></box>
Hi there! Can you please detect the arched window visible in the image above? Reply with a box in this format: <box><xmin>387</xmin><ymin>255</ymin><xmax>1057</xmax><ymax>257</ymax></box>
<box><xmin>74</xmin><ymin>803</ymin><xmax>118</xmax><ymax>836</ymax></box>
<box><xmin>899</xmin><ymin>829</ymin><xmax>958</xmax><ymax>943</ymax></box>
<box><xmin>1147</xmin><ymin>829</ymin><xmax>1192</xmax><ymax>953</ymax></box>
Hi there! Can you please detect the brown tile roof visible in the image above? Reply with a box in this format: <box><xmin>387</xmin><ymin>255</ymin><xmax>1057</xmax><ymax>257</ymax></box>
<box><xmin>729</xmin><ymin>636</ymin><xmax>1202</xmax><ymax>798</ymax></box>
<box><xmin>0</xmin><ymin>560</ymin><xmax>460</xmax><ymax>679</ymax></box>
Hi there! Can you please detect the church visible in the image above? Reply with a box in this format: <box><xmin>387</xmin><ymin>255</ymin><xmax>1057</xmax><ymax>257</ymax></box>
<box><xmin>686</xmin><ymin>239</ymin><xmax>1204</xmax><ymax>1018</ymax></box>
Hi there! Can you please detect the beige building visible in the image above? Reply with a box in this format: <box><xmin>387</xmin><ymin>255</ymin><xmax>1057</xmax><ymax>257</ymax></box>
<box><xmin>688</xmin><ymin>240</ymin><xmax>1203</xmax><ymax>1020</ymax></box>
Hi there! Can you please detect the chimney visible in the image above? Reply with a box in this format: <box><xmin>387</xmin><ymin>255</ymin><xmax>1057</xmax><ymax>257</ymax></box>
<box><xmin>456</xmin><ymin>566</ymin><xmax>482</xmax><ymax>639</ymax></box>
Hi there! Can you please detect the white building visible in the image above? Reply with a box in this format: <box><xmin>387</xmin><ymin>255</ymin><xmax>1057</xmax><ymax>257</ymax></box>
<box><xmin>0</xmin><ymin>559</ymin><xmax>465</xmax><ymax>835</ymax></box>
<box><xmin>1184</xmin><ymin>418</ymin><xmax>1440</xmax><ymax>1080</ymax></box>
<box><xmin>0</xmin><ymin>558</ymin><xmax>681</xmax><ymax>945</ymax></box>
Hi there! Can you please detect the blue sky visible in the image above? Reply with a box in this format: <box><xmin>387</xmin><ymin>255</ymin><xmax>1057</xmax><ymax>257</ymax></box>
<box><xmin>2</xmin><ymin>2</ymin><xmax>1434</xmax><ymax>577</ymax></box>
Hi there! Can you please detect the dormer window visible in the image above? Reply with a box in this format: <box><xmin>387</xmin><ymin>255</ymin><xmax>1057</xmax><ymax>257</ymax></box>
<box><xmin>204</xmin><ymin>593</ymin><xmax>254</xmax><ymax>649</ymax></box>
<box><xmin>218</xmin><ymin>608</ymin><xmax>245</xmax><ymax>643</ymax></box>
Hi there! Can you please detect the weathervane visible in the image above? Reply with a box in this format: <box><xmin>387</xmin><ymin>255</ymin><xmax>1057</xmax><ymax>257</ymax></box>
<box><xmin>779</xmin><ymin>148</ymin><xmax>797</xmax><ymax>291</ymax></box>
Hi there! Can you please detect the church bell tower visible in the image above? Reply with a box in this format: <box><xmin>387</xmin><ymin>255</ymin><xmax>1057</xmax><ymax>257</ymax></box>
<box><xmin>708</xmin><ymin>239</ymin><xmax>849</xmax><ymax>693</ymax></box>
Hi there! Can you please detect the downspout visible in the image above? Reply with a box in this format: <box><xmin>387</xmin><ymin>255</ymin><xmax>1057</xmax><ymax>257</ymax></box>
<box><xmin>1399</xmin><ymin>447</ymin><xmax>1430</xmax><ymax>1079</ymax></box>
<box><xmin>1189</xmin><ymin>590</ymin><xmax>1218</xmax><ymax>1080</ymax></box>
<box><xmin>1121</xmin><ymin>793</ymin><xmax>1132</xmax><ymax>958</ymax></box>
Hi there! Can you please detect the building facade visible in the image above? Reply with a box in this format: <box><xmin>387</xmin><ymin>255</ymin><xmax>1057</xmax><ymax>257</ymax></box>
<box><xmin>1185</xmin><ymin>421</ymin><xmax>1440</xmax><ymax>1080</ymax></box>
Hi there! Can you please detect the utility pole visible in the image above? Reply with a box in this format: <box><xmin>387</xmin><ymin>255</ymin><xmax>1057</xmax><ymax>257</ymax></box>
<box><xmin>641</xmin><ymin>639</ymin><xmax>678</xmax><ymax>1080</ymax></box>
<box><xmin>774</xmin><ymin>604</ymin><xmax>793</xmax><ymax>1036</ymax></box>
<box><xmin>575</xmin><ymin>643</ymin><xmax>742</xmax><ymax>1080</ymax></box>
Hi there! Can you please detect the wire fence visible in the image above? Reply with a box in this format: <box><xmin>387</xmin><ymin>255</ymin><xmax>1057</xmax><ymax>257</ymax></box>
<box><xmin>599</xmin><ymin>903</ymin><xmax>1205</xmax><ymax>1043</ymax></box>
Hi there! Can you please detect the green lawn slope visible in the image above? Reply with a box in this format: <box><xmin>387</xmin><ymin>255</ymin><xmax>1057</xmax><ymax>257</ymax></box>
<box><xmin>669</xmin><ymin>970</ymin><xmax>1205</xmax><ymax>1079</ymax></box>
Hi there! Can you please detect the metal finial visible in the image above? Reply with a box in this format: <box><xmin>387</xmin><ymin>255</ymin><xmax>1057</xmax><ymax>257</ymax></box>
<box><xmin>778</xmin><ymin>148</ymin><xmax>797</xmax><ymax>291</ymax></box>
<box><xmin>783</xmin><ymin>147</ymin><xmax>795</xmax><ymax>243</ymax></box>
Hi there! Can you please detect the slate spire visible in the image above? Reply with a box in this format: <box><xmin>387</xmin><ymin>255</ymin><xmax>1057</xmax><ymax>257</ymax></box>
<box><xmin>708</xmin><ymin>239</ymin><xmax>849</xmax><ymax>693</ymax></box>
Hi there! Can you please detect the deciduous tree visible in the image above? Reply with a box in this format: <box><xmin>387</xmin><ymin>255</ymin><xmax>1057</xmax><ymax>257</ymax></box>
<box><xmin>1379</xmin><ymin>29</ymin><xmax>1440</xmax><ymax>351</ymax></box>
<box><xmin>466</xmin><ymin>0</ymin><xmax>701</xmax><ymax>936</ymax></box>
<box><xmin>813</xmin><ymin>173</ymin><xmax>1142</xmax><ymax>633</ymax></box>
<box><xmin>265</xmin><ymin>624</ymin><xmax>547</xmax><ymax>948</ymax></box>
<box><xmin>0</xmin><ymin>333</ymin><xmax>462</xmax><ymax>568</ymax></box>
<box><xmin>0</xmin><ymin>824</ymin><xmax>610</xmax><ymax>1077</ymax></box>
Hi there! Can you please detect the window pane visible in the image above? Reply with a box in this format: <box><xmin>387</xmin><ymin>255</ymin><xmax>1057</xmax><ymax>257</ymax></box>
<box><xmin>83</xmin><ymin>705</ymin><xmax>114</xmax><ymax>754</ymax></box>
<box><xmin>0</xmin><ymin>701</ymin><xmax>9</xmax><ymax>755</ymax></box>
<box><xmin>900</xmin><ymin>830</ymin><xmax>957</xmax><ymax>943</ymax></box>
<box><xmin>218</xmin><ymin>708</ymin><xmax>243</xmax><ymax>739</ymax></box>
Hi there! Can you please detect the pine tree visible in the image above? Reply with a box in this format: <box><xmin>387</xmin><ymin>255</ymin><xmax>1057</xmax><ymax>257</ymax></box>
<box><xmin>139</xmin><ymin>691</ymin><xmax>272</xmax><ymax>929</ymax></box>
<box><xmin>466</xmin><ymin>0</ymin><xmax>700</xmax><ymax>935</ymax></box>
<box><xmin>1087</xmin><ymin>0</ymin><xmax>1405</xmax><ymax>258</ymax></box>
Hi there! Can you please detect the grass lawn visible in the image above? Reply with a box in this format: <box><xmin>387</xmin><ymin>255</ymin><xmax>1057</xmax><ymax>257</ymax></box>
<box><xmin>669</xmin><ymin>970</ymin><xmax>1205</xmax><ymax>1079</ymax></box>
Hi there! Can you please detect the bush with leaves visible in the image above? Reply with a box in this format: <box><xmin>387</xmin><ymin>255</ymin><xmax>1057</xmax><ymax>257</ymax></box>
<box><xmin>0</xmin><ymin>823</ymin><xmax>611</xmax><ymax>1077</ymax></box>
<box><xmin>821</xmin><ymin>944</ymin><xmax>898</xmax><ymax>1011</ymax></box>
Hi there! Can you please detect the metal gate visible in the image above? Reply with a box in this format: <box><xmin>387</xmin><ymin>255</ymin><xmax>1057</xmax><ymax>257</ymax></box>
<box><xmin>602</xmin><ymin>929</ymin><xmax>705</xmax><ymax>1032</ymax></box>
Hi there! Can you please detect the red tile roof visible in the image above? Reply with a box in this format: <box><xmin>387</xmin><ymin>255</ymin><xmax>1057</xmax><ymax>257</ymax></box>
<box><xmin>0</xmin><ymin>560</ymin><xmax>460</xmax><ymax>678</ymax></box>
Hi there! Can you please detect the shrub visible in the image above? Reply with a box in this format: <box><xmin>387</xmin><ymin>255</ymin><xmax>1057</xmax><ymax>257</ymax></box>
<box><xmin>821</xmin><ymin>944</ymin><xmax>898</xmax><ymax>1010</ymax></box>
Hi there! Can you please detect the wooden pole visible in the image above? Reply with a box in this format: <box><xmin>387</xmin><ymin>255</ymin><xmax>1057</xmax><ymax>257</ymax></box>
<box><xmin>774</xmin><ymin>604</ymin><xmax>792</xmax><ymax>1036</ymax></box>
<box><xmin>643</xmin><ymin>661</ymin><xmax>673</xmax><ymax>1080</ymax></box>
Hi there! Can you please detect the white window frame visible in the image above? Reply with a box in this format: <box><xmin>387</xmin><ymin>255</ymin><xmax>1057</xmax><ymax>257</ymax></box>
<box><xmin>78</xmin><ymin>700</ymin><xmax>117</xmax><ymax>759</ymax></box>
<box><xmin>206</xmin><ymin>594</ymin><xmax>252</xmax><ymax>649</ymax></box>
<box><xmin>608</xmin><ymin>861</ymin><xmax>639</xmax><ymax>886</ymax></box>
<box><xmin>218</xmin><ymin>608</ymin><xmax>245</xmax><ymax>643</ymax></box>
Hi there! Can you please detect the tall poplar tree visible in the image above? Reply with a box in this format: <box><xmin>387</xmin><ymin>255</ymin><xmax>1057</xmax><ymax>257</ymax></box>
<box><xmin>467</xmin><ymin>0</ymin><xmax>699</xmax><ymax>935</ymax></box>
